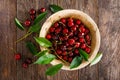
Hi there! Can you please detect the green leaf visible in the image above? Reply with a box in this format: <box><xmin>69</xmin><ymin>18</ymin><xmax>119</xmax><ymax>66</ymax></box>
<box><xmin>70</xmin><ymin>56</ymin><xmax>83</xmax><ymax>69</ymax></box>
<box><xmin>33</xmin><ymin>12</ymin><xmax>47</xmax><ymax>25</ymax></box>
<box><xmin>15</xmin><ymin>18</ymin><xmax>25</xmax><ymax>30</ymax></box>
<box><xmin>34</xmin><ymin>37</ymin><xmax>52</xmax><ymax>47</ymax></box>
<box><xmin>49</xmin><ymin>4</ymin><xmax>63</xmax><ymax>13</ymax></box>
<box><xmin>28</xmin><ymin>23</ymin><xmax>41</xmax><ymax>33</ymax></box>
<box><xmin>46</xmin><ymin>63</ymin><xmax>63</xmax><ymax>76</ymax></box>
<box><xmin>35</xmin><ymin>50</ymin><xmax>48</xmax><ymax>57</ymax></box>
<box><xmin>90</xmin><ymin>52</ymin><xmax>103</xmax><ymax>66</ymax></box>
<box><xmin>34</xmin><ymin>54</ymin><xmax>56</xmax><ymax>64</ymax></box>
<box><xmin>26</xmin><ymin>41</ymin><xmax>38</xmax><ymax>55</ymax></box>
<box><xmin>79</xmin><ymin>49</ymin><xmax>89</xmax><ymax>61</ymax></box>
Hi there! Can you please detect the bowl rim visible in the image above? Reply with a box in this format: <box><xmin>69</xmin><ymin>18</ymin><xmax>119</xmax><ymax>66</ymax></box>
<box><xmin>39</xmin><ymin>9</ymin><xmax>101</xmax><ymax>70</ymax></box>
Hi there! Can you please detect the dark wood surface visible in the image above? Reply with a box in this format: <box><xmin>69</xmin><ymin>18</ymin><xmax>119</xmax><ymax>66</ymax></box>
<box><xmin>0</xmin><ymin>0</ymin><xmax>120</xmax><ymax>80</ymax></box>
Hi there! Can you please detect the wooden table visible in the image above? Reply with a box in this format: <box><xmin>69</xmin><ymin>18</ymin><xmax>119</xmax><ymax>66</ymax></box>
<box><xmin>0</xmin><ymin>0</ymin><xmax>120</xmax><ymax>80</ymax></box>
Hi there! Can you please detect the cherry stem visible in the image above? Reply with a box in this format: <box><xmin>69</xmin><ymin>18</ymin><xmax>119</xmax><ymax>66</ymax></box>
<box><xmin>15</xmin><ymin>32</ymin><xmax>32</xmax><ymax>43</ymax></box>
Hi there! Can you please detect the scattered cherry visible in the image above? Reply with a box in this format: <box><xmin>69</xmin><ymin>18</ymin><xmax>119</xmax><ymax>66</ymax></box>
<box><xmin>14</xmin><ymin>53</ymin><xmax>21</xmax><ymax>60</ymax></box>
<box><xmin>40</xmin><ymin>8</ymin><xmax>46</xmax><ymax>13</ymax></box>
<box><xmin>22</xmin><ymin>62</ymin><xmax>28</xmax><ymax>68</ymax></box>
<box><xmin>29</xmin><ymin>9</ymin><xmax>36</xmax><ymax>15</ymax></box>
<box><xmin>24</xmin><ymin>58</ymin><xmax>32</xmax><ymax>64</ymax></box>
<box><xmin>24</xmin><ymin>19</ymin><xmax>31</xmax><ymax>27</ymax></box>
<box><xmin>30</xmin><ymin>15</ymin><xmax>36</xmax><ymax>20</ymax></box>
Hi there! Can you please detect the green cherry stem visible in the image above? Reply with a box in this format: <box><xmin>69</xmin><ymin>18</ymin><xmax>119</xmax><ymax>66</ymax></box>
<box><xmin>15</xmin><ymin>32</ymin><xmax>32</xmax><ymax>43</ymax></box>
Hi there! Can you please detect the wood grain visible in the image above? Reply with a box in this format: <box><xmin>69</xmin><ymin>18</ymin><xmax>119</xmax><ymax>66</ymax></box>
<box><xmin>0</xmin><ymin>0</ymin><xmax>120</xmax><ymax>80</ymax></box>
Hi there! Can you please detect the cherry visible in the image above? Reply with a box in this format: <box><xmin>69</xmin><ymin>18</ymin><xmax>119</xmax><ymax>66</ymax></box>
<box><xmin>24</xmin><ymin>19</ymin><xmax>31</xmax><ymax>27</ymax></box>
<box><xmin>24</xmin><ymin>58</ymin><xmax>32</xmax><ymax>64</ymax></box>
<box><xmin>73</xmin><ymin>37</ymin><xmax>78</xmax><ymax>41</ymax></box>
<box><xmin>29</xmin><ymin>9</ymin><xmax>36</xmax><ymax>15</ymax></box>
<box><xmin>60</xmin><ymin>18</ymin><xmax>66</xmax><ymax>23</ymax></box>
<box><xmin>60</xmin><ymin>45</ymin><xmax>66</xmax><ymax>51</ymax></box>
<box><xmin>85</xmin><ymin>47</ymin><xmax>91</xmax><ymax>53</ymax></box>
<box><xmin>63</xmin><ymin>29</ymin><xmax>68</xmax><ymax>34</ymax></box>
<box><xmin>68</xmin><ymin>21</ymin><xmax>74</xmax><ymax>27</ymax></box>
<box><xmin>55</xmin><ymin>28</ymin><xmax>61</xmax><ymax>34</ymax></box>
<box><xmin>46</xmin><ymin>34</ymin><xmax>51</xmax><ymax>39</ymax></box>
<box><xmin>68</xmin><ymin>57</ymin><xmax>72</xmax><ymax>63</ymax></box>
<box><xmin>62</xmin><ymin>51</ymin><xmax>67</xmax><ymax>55</ymax></box>
<box><xmin>80</xmin><ymin>43</ymin><xmax>86</xmax><ymax>49</ymax></box>
<box><xmin>85</xmin><ymin>35</ymin><xmax>90</xmax><ymax>41</ymax></box>
<box><xmin>14</xmin><ymin>53</ymin><xmax>21</xmax><ymax>60</ymax></box>
<box><xmin>79</xmin><ymin>25</ymin><xmax>86</xmax><ymax>33</ymax></box>
<box><xmin>78</xmin><ymin>32</ymin><xmax>84</xmax><ymax>37</ymax></box>
<box><xmin>76</xmin><ymin>19</ymin><xmax>81</xmax><ymax>25</ymax></box>
<box><xmin>22</xmin><ymin>62</ymin><xmax>28</xmax><ymax>68</ymax></box>
<box><xmin>30</xmin><ymin>15</ymin><xmax>36</xmax><ymax>20</ymax></box>
<box><xmin>69</xmin><ymin>52</ymin><xmax>74</xmax><ymax>57</ymax></box>
<box><xmin>63</xmin><ymin>56</ymin><xmax>67</xmax><ymax>61</ymax></box>
<box><xmin>54</xmin><ymin>22</ymin><xmax>59</xmax><ymax>28</ymax></box>
<box><xmin>67</xmin><ymin>18</ymin><xmax>73</xmax><ymax>22</ymax></box>
<box><xmin>40</xmin><ymin>8</ymin><xmax>46</xmax><ymax>13</ymax></box>
<box><xmin>63</xmin><ymin>36</ymin><xmax>68</xmax><ymax>40</ymax></box>
<box><xmin>85</xmin><ymin>28</ymin><xmax>90</xmax><ymax>35</ymax></box>
<box><xmin>79</xmin><ymin>37</ymin><xmax>84</xmax><ymax>43</ymax></box>
<box><xmin>87</xmin><ymin>41</ymin><xmax>91</xmax><ymax>45</ymax></box>
<box><xmin>68</xmin><ymin>39</ymin><xmax>75</xmax><ymax>45</ymax></box>
<box><xmin>49</xmin><ymin>27</ymin><xmax>55</xmax><ymax>32</ymax></box>
<box><xmin>71</xmin><ymin>25</ymin><xmax>77</xmax><ymax>31</ymax></box>
<box><xmin>75</xmin><ymin>42</ymin><xmax>80</xmax><ymax>48</ymax></box>
<box><xmin>74</xmin><ymin>49</ymin><xmax>79</xmax><ymax>54</ymax></box>
<box><xmin>56</xmin><ymin>49</ymin><xmax>62</xmax><ymax>55</ymax></box>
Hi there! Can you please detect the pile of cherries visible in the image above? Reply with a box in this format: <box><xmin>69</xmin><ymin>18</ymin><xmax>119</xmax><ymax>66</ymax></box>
<box><xmin>46</xmin><ymin>17</ymin><xmax>91</xmax><ymax>63</ymax></box>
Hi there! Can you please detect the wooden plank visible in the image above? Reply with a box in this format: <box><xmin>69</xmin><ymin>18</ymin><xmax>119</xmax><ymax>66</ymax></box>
<box><xmin>98</xmin><ymin>0</ymin><xmax>120</xmax><ymax>80</ymax></box>
<box><xmin>77</xmin><ymin>0</ymin><xmax>99</xmax><ymax>80</ymax></box>
<box><xmin>16</xmin><ymin>0</ymin><xmax>43</xmax><ymax>80</ymax></box>
<box><xmin>0</xmin><ymin>0</ymin><xmax>17</xmax><ymax>80</ymax></box>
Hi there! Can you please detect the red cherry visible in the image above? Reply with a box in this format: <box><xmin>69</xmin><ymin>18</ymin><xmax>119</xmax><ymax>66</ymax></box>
<box><xmin>56</xmin><ymin>49</ymin><xmax>62</xmax><ymax>55</ymax></box>
<box><xmin>24</xmin><ymin>58</ymin><xmax>32</xmax><ymax>64</ymax></box>
<box><xmin>85</xmin><ymin>28</ymin><xmax>90</xmax><ymax>35</ymax></box>
<box><xmin>68</xmin><ymin>39</ymin><xmax>75</xmax><ymax>45</ymax></box>
<box><xmin>46</xmin><ymin>34</ymin><xmax>51</xmax><ymax>39</ymax></box>
<box><xmin>80</xmin><ymin>43</ymin><xmax>86</xmax><ymax>49</ymax></box>
<box><xmin>22</xmin><ymin>63</ymin><xmax>28</xmax><ymax>68</ymax></box>
<box><xmin>60</xmin><ymin>18</ymin><xmax>66</xmax><ymax>23</ymax></box>
<box><xmin>78</xmin><ymin>32</ymin><xmax>84</xmax><ymax>37</ymax></box>
<box><xmin>54</xmin><ymin>22</ymin><xmax>59</xmax><ymax>28</ymax></box>
<box><xmin>75</xmin><ymin>42</ymin><xmax>80</xmax><ymax>48</ymax></box>
<box><xmin>40</xmin><ymin>8</ymin><xmax>46</xmax><ymax>13</ymax></box>
<box><xmin>29</xmin><ymin>9</ymin><xmax>36</xmax><ymax>15</ymax></box>
<box><xmin>67</xmin><ymin>46</ymin><xmax>73</xmax><ymax>51</ymax></box>
<box><xmin>63</xmin><ymin>29</ymin><xmax>68</xmax><ymax>34</ymax></box>
<box><xmin>87</xmin><ymin>41</ymin><xmax>91</xmax><ymax>45</ymax></box>
<box><xmin>30</xmin><ymin>15</ymin><xmax>36</xmax><ymax>20</ymax></box>
<box><xmin>24</xmin><ymin>19</ymin><xmax>31</xmax><ymax>27</ymax></box>
<box><xmin>68</xmin><ymin>21</ymin><xmax>74</xmax><ymax>27</ymax></box>
<box><xmin>79</xmin><ymin>37</ymin><xmax>84</xmax><ymax>43</ymax></box>
<box><xmin>49</xmin><ymin>27</ymin><xmax>55</xmax><ymax>32</ymax></box>
<box><xmin>71</xmin><ymin>25</ymin><xmax>77</xmax><ymax>31</ymax></box>
<box><xmin>76</xmin><ymin>19</ymin><xmax>81</xmax><ymax>25</ymax></box>
<box><xmin>67</xmin><ymin>18</ymin><xmax>73</xmax><ymax>22</ymax></box>
<box><xmin>68</xmin><ymin>57</ymin><xmax>72</xmax><ymax>63</ymax></box>
<box><xmin>62</xmin><ymin>51</ymin><xmax>67</xmax><ymax>55</ymax></box>
<box><xmin>69</xmin><ymin>52</ymin><xmax>74</xmax><ymax>57</ymax></box>
<box><xmin>79</xmin><ymin>25</ymin><xmax>86</xmax><ymax>33</ymax></box>
<box><xmin>85</xmin><ymin>47</ymin><xmax>91</xmax><ymax>53</ymax></box>
<box><xmin>14</xmin><ymin>53</ymin><xmax>21</xmax><ymax>60</ymax></box>
<box><xmin>74</xmin><ymin>49</ymin><xmax>79</xmax><ymax>54</ymax></box>
<box><xmin>55</xmin><ymin>28</ymin><xmax>61</xmax><ymax>34</ymax></box>
<box><xmin>85</xmin><ymin>35</ymin><xmax>90</xmax><ymax>41</ymax></box>
<box><xmin>63</xmin><ymin>56</ymin><xmax>68</xmax><ymax>61</ymax></box>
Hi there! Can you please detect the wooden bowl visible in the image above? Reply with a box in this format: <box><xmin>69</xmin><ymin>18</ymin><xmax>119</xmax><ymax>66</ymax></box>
<box><xmin>39</xmin><ymin>9</ymin><xmax>100</xmax><ymax>70</ymax></box>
